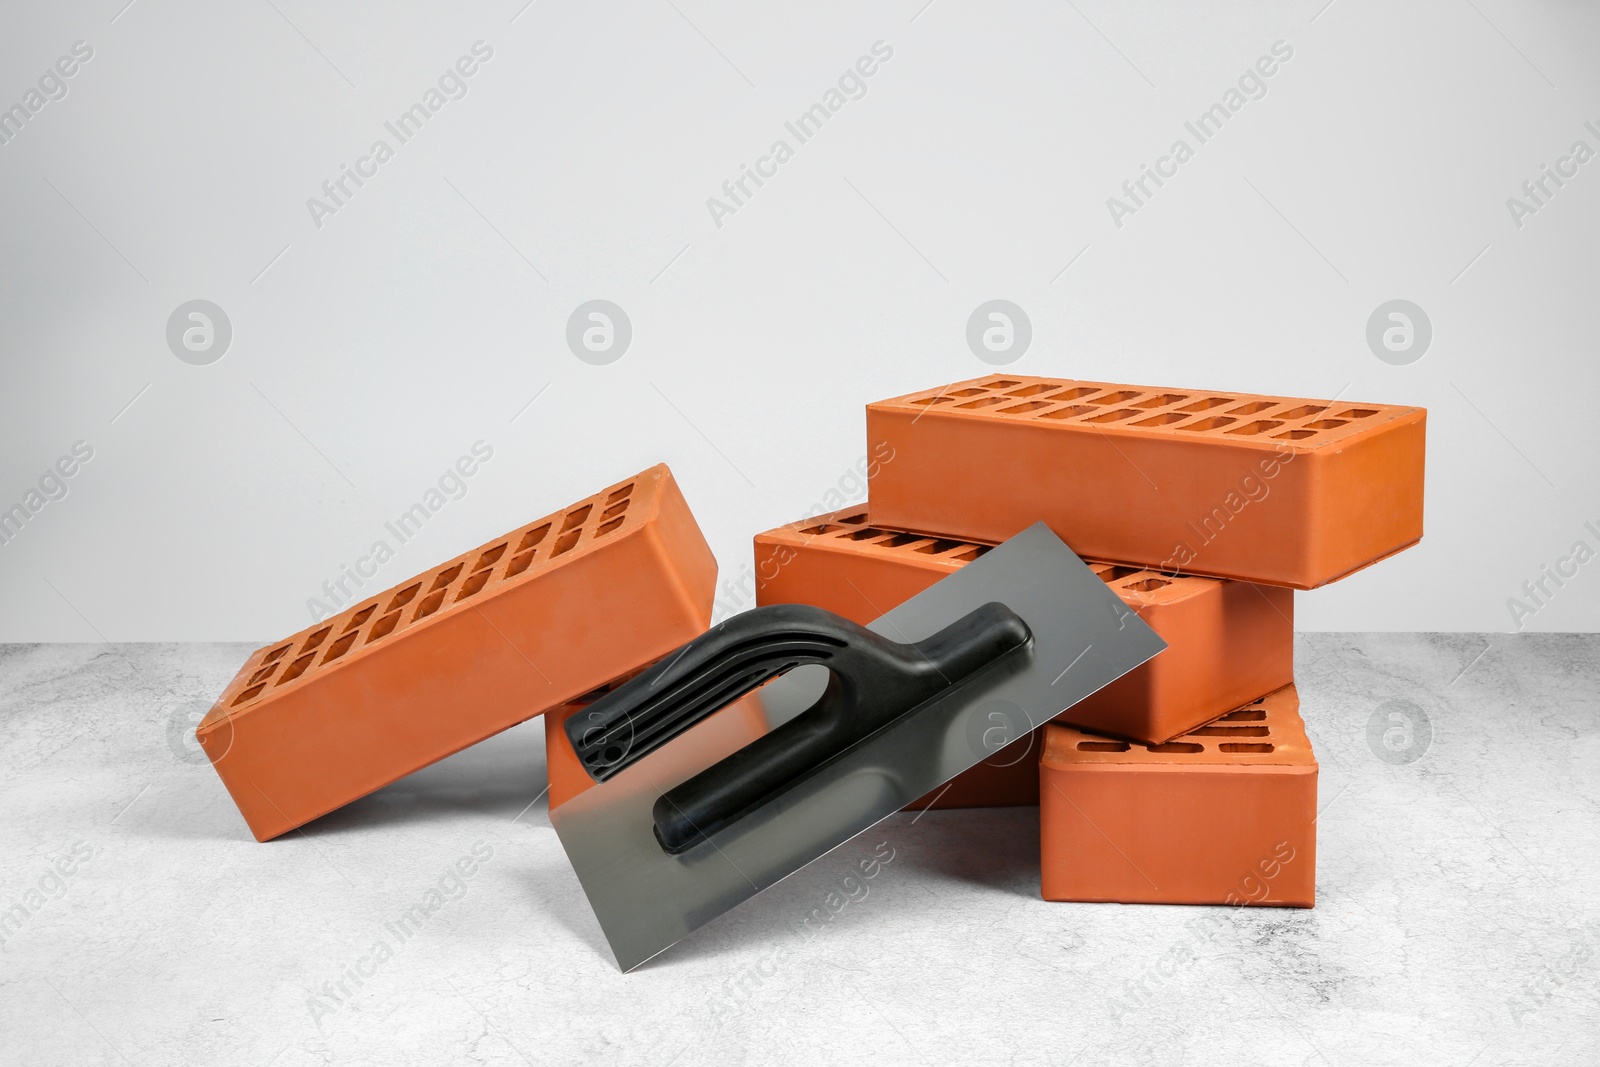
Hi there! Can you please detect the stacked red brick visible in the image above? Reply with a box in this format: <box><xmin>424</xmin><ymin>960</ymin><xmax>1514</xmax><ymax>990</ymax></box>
<box><xmin>745</xmin><ymin>375</ymin><xmax>1422</xmax><ymax>907</ymax></box>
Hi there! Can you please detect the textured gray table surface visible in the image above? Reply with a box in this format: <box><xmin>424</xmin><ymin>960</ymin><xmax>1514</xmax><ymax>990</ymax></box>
<box><xmin>1</xmin><ymin>635</ymin><xmax>1595</xmax><ymax>1066</ymax></box>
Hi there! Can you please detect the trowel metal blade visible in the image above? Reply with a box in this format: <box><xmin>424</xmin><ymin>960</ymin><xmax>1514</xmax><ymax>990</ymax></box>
<box><xmin>550</xmin><ymin>522</ymin><xmax>1166</xmax><ymax>970</ymax></box>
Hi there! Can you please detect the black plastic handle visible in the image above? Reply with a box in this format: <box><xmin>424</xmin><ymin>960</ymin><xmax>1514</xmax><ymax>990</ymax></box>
<box><xmin>565</xmin><ymin>602</ymin><xmax>1031</xmax><ymax>854</ymax></box>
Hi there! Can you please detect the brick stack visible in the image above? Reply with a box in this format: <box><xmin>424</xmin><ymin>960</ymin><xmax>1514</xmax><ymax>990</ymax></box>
<box><xmin>204</xmin><ymin>373</ymin><xmax>1424</xmax><ymax>918</ymax></box>
<box><xmin>753</xmin><ymin>374</ymin><xmax>1426</xmax><ymax>907</ymax></box>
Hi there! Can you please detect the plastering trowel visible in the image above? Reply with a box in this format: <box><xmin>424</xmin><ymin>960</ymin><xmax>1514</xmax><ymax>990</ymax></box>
<box><xmin>550</xmin><ymin>522</ymin><xmax>1166</xmax><ymax>970</ymax></box>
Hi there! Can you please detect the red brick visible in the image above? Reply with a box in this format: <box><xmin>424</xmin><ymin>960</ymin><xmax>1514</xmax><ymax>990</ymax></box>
<box><xmin>1040</xmin><ymin>684</ymin><xmax>1317</xmax><ymax>906</ymax></box>
<box><xmin>198</xmin><ymin>464</ymin><xmax>716</xmax><ymax>841</ymax></box>
<box><xmin>868</xmin><ymin>375</ymin><xmax>1425</xmax><ymax>589</ymax></box>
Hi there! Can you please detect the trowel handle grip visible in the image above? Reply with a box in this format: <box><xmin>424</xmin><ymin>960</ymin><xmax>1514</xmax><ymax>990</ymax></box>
<box><xmin>651</xmin><ymin>602</ymin><xmax>1028</xmax><ymax>854</ymax></box>
<box><xmin>564</xmin><ymin>601</ymin><xmax>1029</xmax><ymax>851</ymax></box>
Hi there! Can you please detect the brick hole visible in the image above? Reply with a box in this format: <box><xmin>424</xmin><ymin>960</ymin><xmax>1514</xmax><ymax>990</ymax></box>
<box><xmin>1177</xmin><ymin>397</ymin><xmax>1233</xmax><ymax>413</ymax></box>
<box><xmin>262</xmin><ymin>644</ymin><xmax>294</xmax><ymax>665</ymax></box>
<box><xmin>232</xmin><ymin>683</ymin><xmax>267</xmax><ymax>706</ymax></box>
<box><xmin>845</xmin><ymin>527</ymin><xmax>887</xmax><ymax>541</ymax></box>
<box><xmin>276</xmin><ymin>653</ymin><xmax>315</xmax><ymax>686</ymax></box>
<box><xmin>595</xmin><ymin>517</ymin><xmax>626</xmax><ymax>537</ymax></box>
<box><xmin>1086</xmin><ymin>408</ymin><xmax>1140</xmax><ymax>424</ymax></box>
<box><xmin>1039</xmin><ymin>405</ymin><xmax>1097</xmax><ymax>420</ymax></box>
<box><xmin>455</xmin><ymin>569</ymin><xmax>493</xmax><ymax>602</ymax></box>
<box><xmin>342</xmin><ymin>605</ymin><xmax>377</xmax><ymax>632</ymax></box>
<box><xmin>606</xmin><ymin>484</ymin><xmax>634</xmax><ymax>505</ymax></box>
<box><xmin>560</xmin><ymin>505</ymin><xmax>592</xmax><ymax>533</ymax></box>
<box><xmin>1090</xmin><ymin>390</ymin><xmax>1142</xmax><ymax>406</ymax></box>
<box><xmin>1125</xmin><ymin>578</ymin><xmax>1170</xmax><ymax>592</ymax></box>
<box><xmin>601</xmin><ymin>500</ymin><xmax>629</xmax><ymax>521</ymax></box>
<box><xmin>1335</xmin><ymin>407</ymin><xmax>1378</xmax><ymax>419</ymax></box>
<box><xmin>1227</xmin><ymin>420</ymin><xmax>1284</xmax><ymax>436</ymax></box>
<box><xmin>413</xmin><ymin>588</ymin><xmax>448</xmax><ymax>621</ymax></box>
<box><xmin>517</xmin><ymin>524</ymin><xmax>552</xmax><ymax>553</ymax></box>
<box><xmin>915</xmin><ymin>538</ymin><xmax>968</xmax><ymax>555</ymax></box>
<box><xmin>1304</xmin><ymin>419</ymin><xmax>1348</xmax><ymax>430</ymax></box>
<box><xmin>986</xmin><ymin>379</ymin><xmax>1022</xmax><ymax>388</ymax></box>
<box><xmin>550</xmin><ymin>527</ymin><xmax>584</xmax><ymax>558</ymax></box>
<box><xmin>912</xmin><ymin>396</ymin><xmax>955</xmax><ymax>406</ymax></box>
<box><xmin>877</xmin><ymin>533</ymin><xmax>924</xmax><ymax>549</ymax></box>
<box><xmin>1219</xmin><ymin>708</ymin><xmax>1266</xmax><ymax>721</ymax></box>
<box><xmin>949</xmin><ymin>545</ymin><xmax>989</xmax><ymax>562</ymax></box>
<box><xmin>321</xmin><ymin>630</ymin><xmax>359</xmax><ymax>664</ymax></box>
<box><xmin>1278</xmin><ymin>405</ymin><xmax>1326</xmax><ymax>419</ymax></box>
<box><xmin>1133</xmin><ymin>393</ymin><xmax>1189</xmax><ymax>409</ymax></box>
<box><xmin>505</xmin><ymin>550</ymin><xmax>535</xmax><ymax>578</ymax></box>
<box><xmin>248</xmin><ymin>664</ymin><xmax>278</xmax><ymax>685</ymax></box>
<box><xmin>1274</xmin><ymin>429</ymin><xmax>1316</xmax><ymax>440</ymax></box>
<box><xmin>1220</xmin><ymin>743</ymin><xmax>1275</xmax><ymax>753</ymax></box>
<box><xmin>386</xmin><ymin>584</ymin><xmax>422</xmax><ymax>612</ymax></box>
<box><xmin>1005</xmin><ymin>383</ymin><xmax>1061</xmax><ymax>397</ymax></box>
<box><xmin>430</xmin><ymin>563</ymin><xmax>464</xmax><ymax>591</ymax></box>
<box><xmin>837</xmin><ymin>513</ymin><xmax>868</xmax><ymax>524</ymax></box>
<box><xmin>475</xmin><ymin>544</ymin><xmax>508</xmax><ymax>571</ymax></box>
<box><xmin>955</xmin><ymin>396</ymin><xmax>1008</xmax><ymax>410</ymax></box>
<box><xmin>1097</xmin><ymin>565</ymin><xmax>1140</xmax><ymax>581</ymax></box>
<box><xmin>1053</xmin><ymin>386</ymin><xmax>1099</xmax><ymax>401</ymax></box>
<box><xmin>798</xmin><ymin>523</ymin><xmax>844</xmax><ymax>536</ymax></box>
<box><xmin>1226</xmin><ymin>400</ymin><xmax>1277</xmax><ymax>416</ymax></box>
<box><xmin>1077</xmin><ymin>740</ymin><xmax>1130</xmax><ymax>752</ymax></box>
<box><xmin>367</xmin><ymin>610</ymin><xmax>401</xmax><ymax>643</ymax></box>
<box><xmin>999</xmin><ymin>401</ymin><xmax>1054</xmax><ymax>415</ymax></box>
<box><xmin>301</xmin><ymin>627</ymin><xmax>332</xmax><ymax>653</ymax></box>
<box><xmin>947</xmin><ymin>388</ymin><xmax>987</xmax><ymax>397</ymax></box>
<box><xmin>1132</xmin><ymin>412</ymin><xmax>1187</xmax><ymax>427</ymax></box>
<box><xmin>1178</xmin><ymin>416</ymin><xmax>1237</xmax><ymax>432</ymax></box>
<box><xmin>1148</xmin><ymin>742</ymin><xmax>1203</xmax><ymax>753</ymax></box>
<box><xmin>1191</xmin><ymin>725</ymin><xmax>1269</xmax><ymax>737</ymax></box>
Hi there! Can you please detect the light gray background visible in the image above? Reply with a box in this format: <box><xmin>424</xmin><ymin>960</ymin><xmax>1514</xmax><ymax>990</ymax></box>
<box><xmin>2</xmin><ymin>0</ymin><xmax>1597</xmax><ymax>642</ymax></box>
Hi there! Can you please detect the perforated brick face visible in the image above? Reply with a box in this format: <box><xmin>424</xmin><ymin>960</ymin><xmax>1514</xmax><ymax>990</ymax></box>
<box><xmin>1043</xmin><ymin>685</ymin><xmax>1313</xmax><ymax>767</ymax></box>
<box><xmin>210</xmin><ymin>479</ymin><xmax>646</xmax><ymax>722</ymax></box>
<box><xmin>1040</xmin><ymin>684</ymin><xmax>1317</xmax><ymax>907</ymax></box>
<box><xmin>867</xmin><ymin>375</ymin><xmax>1426</xmax><ymax>588</ymax></box>
<box><xmin>895</xmin><ymin>376</ymin><xmax>1411</xmax><ymax>448</ymax></box>
<box><xmin>197</xmin><ymin>464</ymin><xmax>717</xmax><ymax>841</ymax></box>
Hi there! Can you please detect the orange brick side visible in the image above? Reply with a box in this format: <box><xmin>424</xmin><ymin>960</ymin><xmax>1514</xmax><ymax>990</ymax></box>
<box><xmin>1039</xmin><ymin>684</ymin><xmax>1317</xmax><ymax>906</ymax></box>
<box><xmin>866</xmin><ymin>375</ymin><xmax>1425</xmax><ymax>589</ymax></box>
<box><xmin>198</xmin><ymin>464</ymin><xmax>716</xmax><ymax>841</ymax></box>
